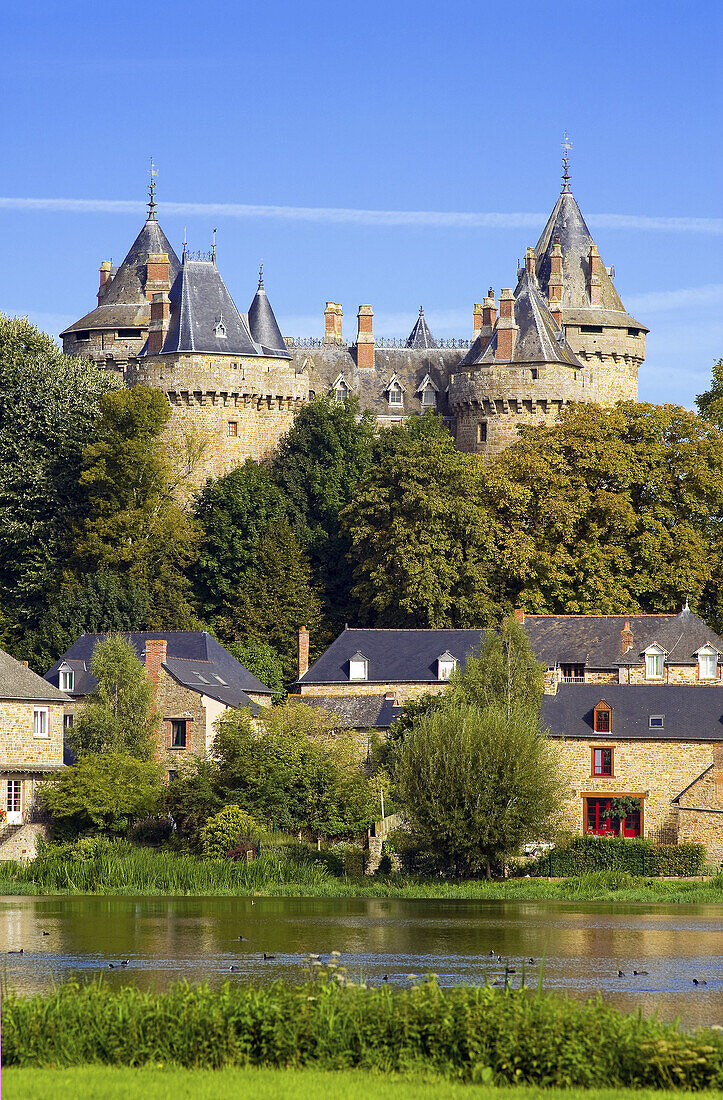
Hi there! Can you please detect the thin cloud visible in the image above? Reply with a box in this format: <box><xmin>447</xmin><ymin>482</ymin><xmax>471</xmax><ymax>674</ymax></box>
<box><xmin>0</xmin><ymin>195</ymin><xmax>722</xmax><ymax>234</ymax></box>
<box><xmin>627</xmin><ymin>283</ymin><xmax>723</xmax><ymax>313</ymax></box>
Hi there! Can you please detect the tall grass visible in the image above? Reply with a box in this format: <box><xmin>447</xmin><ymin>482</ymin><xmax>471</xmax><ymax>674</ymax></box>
<box><xmin>3</xmin><ymin>977</ymin><xmax>722</xmax><ymax>1089</ymax></box>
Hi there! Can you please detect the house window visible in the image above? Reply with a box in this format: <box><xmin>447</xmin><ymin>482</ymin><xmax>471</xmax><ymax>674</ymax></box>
<box><xmin>592</xmin><ymin>747</ymin><xmax>613</xmax><ymax>777</ymax></box>
<box><xmin>349</xmin><ymin>653</ymin><xmax>368</xmax><ymax>681</ymax></box>
<box><xmin>59</xmin><ymin>669</ymin><xmax>74</xmax><ymax>692</ymax></box>
<box><xmin>421</xmin><ymin>387</ymin><xmax>436</xmax><ymax>406</ymax></box>
<box><xmin>437</xmin><ymin>653</ymin><xmax>457</xmax><ymax>680</ymax></box>
<box><xmin>593</xmin><ymin>705</ymin><xmax>611</xmax><ymax>733</ymax></box>
<box><xmin>645</xmin><ymin>649</ymin><xmax>664</xmax><ymax>679</ymax></box>
<box><xmin>170</xmin><ymin>720</ymin><xmax>187</xmax><ymax>749</ymax></box>
<box><xmin>697</xmin><ymin>649</ymin><xmax>717</xmax><ymax>680</ymax></box>
<box><xmin>388</xmin><ymin>385</ymin><xmax>403</xmax><ymax>406</ymax></box>
<box><xmin>6</xmin><ymin>780</ymin><xmax>22</xmax><ymax>818</ymax></box>
<box><xmin>561</xmin><ymin>663</ymin><xmax>585</xmax><ymax>682</ymax></box>
<box><xmin>63</xmin><ymin>714</ymin><xmax>74</xmax><ymax>732</ymax></box>
<box><xmin>33</xmin><ymin>708</ymin><xmax>49</xmax><ymax>738</ymax></box>
<box><xmin>585</xmin><ymin>796</ymin><xmax>641</xmax><ymax>838</ymax></box>
<box><xmin>649</xmin><ymin>715</ymin><xmax>664</xmax><ymax>729</ymax></box>
<box><xmin>228</xmin><ymin>421</ymin><xmax>238</xmax><ymax>437</ymax></box>
<box><xmin>477</xmin><ymin>421</ymin><xmax>488</xmax><ymax>444</ymax></box>
<box><xmin>335</xmin><ymin>382</ymin><xmax>349</xmax><ymax>402</ymax></box>
<box><xmin>168</xmin><ymin>770</ymin><xmax>179</xmax><ymax>783</ymax></box>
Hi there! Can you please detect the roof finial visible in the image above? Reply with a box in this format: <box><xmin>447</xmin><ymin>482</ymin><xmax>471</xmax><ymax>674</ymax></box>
<box><xmin>561</xmin><ymin>131</ymin><xmax>572</xmax><ymax>193</ymax></box>
<box><xmin>258</xmin><ymin>261</ymin><xmax>264</xmax><ymax>289</ymax></box>
<box><xmin>419</xmin><ymin>305</ymin><xmax>424</xmax><ymax>315</ymax></box>
<box><xmin>148</xmin><ymin>157</ymin><xmax>158</xmax><ymax>219</ymax></box>
<box><xmin>211</xmin><ymin>227</ymin><xmax>217</xmax><ymax>262</ymax></box>
<box><xmin>683</xmin><ymin>596</ymin><xmax>690</xmax><ymax>612</ymax></box>
<box><xmin>182</xmin><ymin>226</ymin><xmax>187</xmax><ymax>261</ymax></box>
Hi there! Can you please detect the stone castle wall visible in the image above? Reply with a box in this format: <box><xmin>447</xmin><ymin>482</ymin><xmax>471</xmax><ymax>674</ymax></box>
<box><xmin>63</xmin><ymin>329</ymin><xmax>146</xmax><ymax>372</ymax></box>
<box><xmin>564</xmin><ymin>324</ymin><xmax>644</xmax><ymax>405</ymax></box>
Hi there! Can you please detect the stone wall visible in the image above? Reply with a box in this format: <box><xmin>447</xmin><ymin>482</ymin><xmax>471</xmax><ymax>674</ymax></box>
<box><xmin>675</xmin><ymin>752</ymin><xmax>723</xmax><ymax>863</ymax></box>
<box><xmin>0</xmin><ymin>700</ymin><xmax>65</xmax><ymax>767</ymax></box>
<box><xmin>298</xmin><ymin>682</ymin><xmax>447</xmax><ymax>705</ymax></box>
<box><xmin>0</xmin><ymin>823</ymin><xmax>47</xmax><ymax>862</ymax></box>
<box><xmin>563</xmin><ymin>324</ymin><xmax>643</xmax><ymax>404</ymax></box>
<box><xmin>63</xmin><ymin>329</ymin><xmax>145</xmax><ymax>372</ymax></box>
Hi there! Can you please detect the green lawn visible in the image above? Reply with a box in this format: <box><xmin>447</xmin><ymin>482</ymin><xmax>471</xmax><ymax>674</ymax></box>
<box><xmin>5</xmin><ymin>1067</ymin><xmax>723</xmax><ymax>1100</ymax></box>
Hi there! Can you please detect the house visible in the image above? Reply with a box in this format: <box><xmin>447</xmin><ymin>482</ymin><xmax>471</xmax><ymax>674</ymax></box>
<box><xmin>45</xmin><ymin>632</ymin><xmax>273</xmax><ymax>780</ymax></box>
<box><xmin>519</xmin><ymin>605</ymin><xmax>723</xmax><ymax>690</ymax></box>
<box><xmin>0</xmin><ymin>648</ymin><xmax>67</xmax><ymax>858</ymax></box>
<box><xmin>541</xmin><ymin>684</ymin><xmax>723</xmax><ymax>860</ymax></box>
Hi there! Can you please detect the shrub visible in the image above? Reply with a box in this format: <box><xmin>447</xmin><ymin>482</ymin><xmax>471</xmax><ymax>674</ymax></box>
<box><xmin>199</xmin><ymin>806</ymin><xmax>261</xmax><ymax>860</ymax></box>
<box><xmin>129</xmin><ymin>816</ymin><xmax>175</xmax><ymax>847</ymax></box>
<box><xmin>518</xmin><ymin>835</ymin><xmax>706</xmax><ymax>877</ymax></box>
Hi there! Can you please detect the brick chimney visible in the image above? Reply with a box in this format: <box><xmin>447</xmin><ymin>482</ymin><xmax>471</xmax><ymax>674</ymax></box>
<box><xmin>324</xmin><ymin>302</ymin><xmax>343</xmax><ymax>345</ymax></box>
<box><xmin>587</xmin><ymin>244</ymin><xmax>602</xmax><ymax>307</ymax></box>
<box><xmin>524</xmin><ymin>246</ymin><xmax>536</xmax><ymax>277</ymax></box>
<box><xmin>145</xmin><ymin>252</ymin><xmax>171</xmax><ymax>302</ymax></box>
<box><xmin>98</xmin><ymin>260</ymin><xmax>113</xmax><ymax>303</ymax></box>
<box><xmin>356</xmin><ymin>305</ymin><xmax>375</xmax><ymax>369</ymax></box>
<box><xmin>620</xmin><ymin>621</ymin><xmax>634</xmax><ymax>655</ymax></box>
<box><xmin>473</xmin><ymin>303</ymin><xmax>483</xmax><ymax>338</ymax></box>
<box><xmin>144</xmin><ymin>638</ymin><xmax>167</xmax><ymax>692</ymax></box>
<box><xmin>514</xmin><ymin>608</ymin><xmax>525</xmax><ymax>624</ymax></box>
<box><xmin>548</xmin><ymin>235</ymin><xmax>563</xmax><ymax>327</ymax></box>
<box><xmin>148</xmin><ymin>292</ymin><xmax>171</xmax><ymax>355</ymax></box>
<box><xmin>298</xmin><ymin>626</ymin><xmax>310</xmax><ymax>678</ymax></box>
<box><xmin>495</xmin><ymin>289</ymin><xmax>517</xmax><ymax>360</ymax></box>
<box><xmin>483</xmin><ymin>289</ymin><xmax>497</xmax><ymax>328</ymax></box>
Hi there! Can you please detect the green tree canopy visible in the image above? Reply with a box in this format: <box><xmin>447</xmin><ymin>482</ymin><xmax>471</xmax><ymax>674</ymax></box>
<box><xmin>69</xmin><ymin>634</ymin><xmax>160</xmax><ymax>760</ymax></box>
<box><xmin>40</xmin><ymin>753</ymin><xmax>163</xmax><ymax>837</ymax></box>
<box><xmin>696</xmin><ymin>358</ymin><xmax>723</xmax><ymax>427</ymax></box>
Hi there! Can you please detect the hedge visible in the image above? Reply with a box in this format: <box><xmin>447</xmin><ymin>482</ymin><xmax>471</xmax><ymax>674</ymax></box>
<box><xmin>519</xmin><ymin>836</ymin><xmax>705</xmax><ymax>877</ymax></box>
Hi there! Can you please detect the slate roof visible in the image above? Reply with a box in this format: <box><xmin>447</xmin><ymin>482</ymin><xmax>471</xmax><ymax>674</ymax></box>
<box><xmin>294</xmin><ymin>628</ymin><xmax>485</xmax><ymax>687</ymax></box>
<box><xmin>460</xmin><ymin>270</ymin><xmax>580</xmax><ymax>368</ymax></box>
<box><xmin>0</xmin><ymin>650</ymin><xmax>67</xmax><ymax>703</ymax></box>
<box><xmin>292</xmin><ymin>694</ymin><xmax>402</xmax><ymax>730</ymax></box>
<box><xmin>247</xmin><ymin>272</ymin><xmax>289</xmax><ymax>358</ymax></box>
<box><xmin>156</xmin><ymin>258</ymin><xmax>263</xmax><ymax>357</ymax></box>
<box><xmin>406</xmin><ymin>308</ymin><xmax>437</xmax><ymax>349</ymax></box>
<box><xmin>61</xmin><ymin>215</ymin><xmax>181</xmax><ymax>336</ymax></box>
<box><xmin>541</xmin><ymin>684</ymin><xmax>723</xmax><ymax>742</ymax></box>
<box><xmin>45</xmin><ymin>632</ymin><xmax>273</xmax><ymax>708</ymax></box>
<box><xmin>531</xmin><ymin>188</ymin><xmax>646</xmax><ymax>330</ymax></box>
<box><xmin>524</xmin><ymin>608</ymin><xmax>723</xmax><ymax>668</ymax></box>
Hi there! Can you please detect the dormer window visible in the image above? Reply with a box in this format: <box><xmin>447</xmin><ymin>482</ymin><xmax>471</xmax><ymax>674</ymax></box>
<box><xmin>335</xmin><ymin>381</ymin><xmax>348</xmax><ymax>402</ymax></box>
<box><xmin>437</xmin><ymin>652</ymin><xmax>457</xmax><ymax>680</ymax></box>
<box><xmin>644</xmin><ymin>644</ymin><xmax>665</xmax><ymax>680</ymax></box>
<box><xmin>59</xmin><ymin>666</ymin><xmax>75</xmax><ymax>692</ymax></box>
<box><xmin>349</xmin><ymin>652</ymin><xmax>368</xmax><ymax>681</ymax></box>
<box><xmin>214</xmin><ymin>319</ymin><xmax>227</xmax><ymax>338</ymax></box>
<box><xmin>416</xmin><ymin>374</ymin><xmax>439</xmax><ymax>407</ymax></box>
<box><xmin>388</xmin><ymin>383</ymin><xmax>403</xmax><ymax>406</ymax></box>
<box><xmin>697</xmin><ymin>645</ymin><xmax>718</xmax><ymax>681</ymax></box>
<box><xmin>593</xmin><ymin>701</ymin><xmax>612</xmax><ymax>734</ymax></box>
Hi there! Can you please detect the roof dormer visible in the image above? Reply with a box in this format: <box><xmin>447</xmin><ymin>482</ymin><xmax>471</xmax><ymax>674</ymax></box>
<box><xmin>385</xmin><ymin>374</ymin><xmax>405</xmax><ymax>407</ymax></box>
<box><xmin>58</xmin><ymin>662</ymin><xmax>75</xmax><ymax>693</ymax></box>
<box><xmin>330</xmin><ymin>373</ymin><xmax>349</xmax><ymax>402</ymax></box>
<box><xmin>593</xmin><ymin>699</ymin><xmax>612</xmax><ymax>734</ymax></box>
<box><xmin>416</xmin><ymin>374</ymin><xmax>439</xmax><ymax>407</ymax></box>
<box><xmin>696</xmin><ymin>643</ymin><xmax>719</xmax><ymax>681</ymax></box>
<box><xmin>644</xmin><ymin>643</ymin><xmax>665</xmax><ymax>680</ymax></box>
<box><xmin>349</xmin><ymin>651</ymin><xmax>368</xmax><ymax>681</ymax></box>
<box><xmin>437</xmin><ymin>651</ymin><xmax>457</xmax><ymax>680</ymax></box>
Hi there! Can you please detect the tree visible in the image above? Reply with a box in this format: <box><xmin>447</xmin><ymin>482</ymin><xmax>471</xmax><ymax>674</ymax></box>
<box><xmin>191</xmin><ymin>460</ymin><xmax>290</xmax><ymax>621</ymax></box>
<box><xmin>696</xmin><ymin>358</ymin><xmax>723</xmax><ymax>427</ymax></box>
<box><xmin>271</xmin><ymin>397</ymin><xmax>375</xmax><ymax>632</ymax></box>
<box><xmin>215</xmin><ymin>519</ymin><xmax>322</xmax><ymax>683</ymax></box>
<box><xmin>342</xmin><ymin>413</ymin><xmax>495</xmax><ymax>627</ymax></box>
<box><xmin>223</xmin><ymin>637</ymin><xmax>286</xmax><ymax>695</ymax></box>
<box><xmin>40</xmin><ymin>753</ymin><xmax>163</xmax><ymax>837</ymax></box>
<box><xmin>69</xmin><ymin>635</ymin><xmax>160</xmax><ymax>760</ymax></box>
<box><xmin>0</xmin><ymin>314</ymin><xmax>121</xmax><ymax>665</ymax></box>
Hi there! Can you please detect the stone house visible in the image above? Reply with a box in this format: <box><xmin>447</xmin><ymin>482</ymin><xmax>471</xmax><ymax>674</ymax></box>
<box><xmin>541</xmin><ymin>684</ymin><xmax>723</xmax><ymax>861</ymax></box>
<box><xmin>45</xmin><ymin>632</ymin><xmax>273</xmax><ymax>780</ymax></box>
<box><xmin>0</xmin><ymin>648</ymin><xmax>67</xmax><ymax>858</ymax></box>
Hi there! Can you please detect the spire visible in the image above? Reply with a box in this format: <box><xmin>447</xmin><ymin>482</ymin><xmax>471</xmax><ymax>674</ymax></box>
<box><xmin>406</xmin><ymin>306</ymin><xmax>437</xmax><ymax>349</ymax></box>
<box><xmin>248</xmin><ymin>268</ymin><xmax>289</xmax><ymax>357</ymax></box>
<box><xmin>258</xmin><ymin>262</ymin><xmax>264</xmax><ymax>289</ymax></box>
<box><xmin>148</xmin><ymin>157</ymin><xmax>158</xmax><ymax>220</ymax></box>
<box><xmin>561</xmin><ymin>131</ymin><xmax>572</xmax><ymax>193</ymax></box>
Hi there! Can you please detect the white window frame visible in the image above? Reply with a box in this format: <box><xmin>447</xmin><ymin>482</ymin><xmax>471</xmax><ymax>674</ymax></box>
<box><xmin>697</xmin><ymin>647</ymin><xmax>718</xmax><ymax>681</ymax></box>
<box><xmin>649</xmin><ymin>715</ymin><xmax>664</xmax><ymax>729</ymax></box>
<box><xmin>349</xmin><ymin>656</ymin><xmax>368</xmax><ymax>682</ymax></box>
<box><xmin>437</xmin><ymin>654</ymin><xmax>457</xmax><ymax>680</ymax></box>
<box><xmin>388</xmin><ymin>385</ymin><xmax>403</xmax><ymax>406</ymax></box>
<box><xmin>644</xmin><ymin>646</ymin><xmax>664</xmax><ymax>680</ymax></box>
<box><xmin>33</xmin><ymin>707</ymin><xmax>50</xmax><ymax>738</ymax></box>
<box><xmin>335</xmin><ymin>382</ymin><xmax>349</xmax><ymax>402</ymax></box>
<box><xmin>420</xmin><ymin>384</ymin><xmax>437</xmax><ymax>406</ymax></box>
<box><xmin>59</xmin><ymin>668</ymin><xmax>74</xmax><ymax>692</ymax></box>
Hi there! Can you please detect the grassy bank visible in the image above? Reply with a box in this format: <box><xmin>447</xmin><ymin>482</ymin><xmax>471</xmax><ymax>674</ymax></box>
<box><xmin>6</xmin><ymin>1067</ymin><xmax>723</xmax><ymax>1100</ymax></box>
<box><xmin>0</xmin><ymin>847</ymin><xmax>721</xmax><ymax>902</ymax></box>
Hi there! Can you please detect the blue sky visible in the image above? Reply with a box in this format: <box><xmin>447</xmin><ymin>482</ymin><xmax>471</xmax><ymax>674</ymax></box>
<box><xmin>1</xmin><ymin>0</ymin><xmax>720</xmax><ymax>407</ymax></box>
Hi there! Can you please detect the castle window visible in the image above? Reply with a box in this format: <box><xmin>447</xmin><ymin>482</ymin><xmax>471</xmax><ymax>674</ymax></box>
<box><xmin>118</xmin><ymin>328</ymin><xmax>142</xmax><ymax>338</ymax></box>
<box><xmin>592</xmin><ymin>746</ymin><xmax>613</xmax><ymax>777</ymax></box>
<box><xmin>74</xmin><ymin>331</ymin><xmax>90</xmax><ymax>341</ymax></box>
<box><xmin>593</xmin><ymin>701</ymin><xmax>612</xmax><ymax>734</ymax></box>
<box><xmin>170</xmin><ymin>720</ymin><xmax>187</xmax><ymax>749</ymax></box>
<box><xmin>531</xmin><ymin>368</ymin><xmax>538</xmax><ymax>379</ymax></box>
<box><xmin>477</xmin><ymin>421</ymin><xmax>488</xmax><ymax>444</ymax></box>
<box><xmin>581</xmin><ymin>325</ymin><xmax>603</xmax><ymax>334</ymax></box>
<box><xmin>228</xmin><ymin>422</ymin><xmax>238</xmax><ymax>437</ymax></box>
<box><xmin>214</xmin><ymin>320</ymin><xmax>227</xmax><ymax>338</ymax></box>
<box><xmin>33</xmin><ymin>707</ymin><xmax>49</xmax><ymax>738</ymax></box>
<box><xmin>388</xmin><ymin>384</ymin><xmax>403</xmax><ymax>406</ymax></box>
<box><xmin>627</xmin><ymin>328</ymin><xmax>640</xmax><ymax>337</ymax></box>
<box><xmin>649</xmin><ymin>715</ymin><xmax>664</xmax><ymax>729</ymax></box>
<box><xmin>59</xmin><ymin>668</ymin><xmax>75</xmax><ymax>692</ymax></box>
<box><xmin>421</xmin><ymin>386</ymin><xmax>436</xmax><ymax>406</ymax></box>
<box><xmin>335</xmin><ymin>381</ymin><xmax>349</xmax><ymax>402</ymax></box>
<box><xmin>644</xmin><ymin>645</ymin><xmax>665</xmax><ymax>680</ymax></box>
<box><xmin>561</xmin><ymin>664</ymin><xmax>585</xmax><ymax>682</ymax></box>
<box><xmin>349</xmin><ymin>651</ymin><xmax>368</xmax><ymax>681</ymax></box>
<box><xmin>697</xmin><ymin>646</ymin><xmax>718</xmax><ymax>680</ymax></box>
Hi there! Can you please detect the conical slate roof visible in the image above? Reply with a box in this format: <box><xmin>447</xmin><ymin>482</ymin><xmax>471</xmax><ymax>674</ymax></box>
<box><xmin>406</xmin><ymin>307</ymin><xmax>437</xmax><ymax>349</ymax></box>
<box><xmin>463</xmin><ymin>270</ymin><xmax>580</xmax><ymax>368</ymax></box>
<box><xmin>159</xmin><ymin>256</ymin><xmax>260</xmax><ymax>356</ymax></box>
<box><xmin>61</xmin><ymin>214</ymin><xmax>181</xmax><ymax>335</ymax></box>
<box><xmin>247</xmin><ymin>269</ymin><xmax>289</xmax><ymax>357</ymax></box>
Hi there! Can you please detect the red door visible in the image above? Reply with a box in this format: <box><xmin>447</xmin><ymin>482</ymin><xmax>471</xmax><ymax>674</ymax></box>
<box><xmin>585</xmin><ymin>797</ymin><xmax>641</xmax><ymax>838</ymax></box>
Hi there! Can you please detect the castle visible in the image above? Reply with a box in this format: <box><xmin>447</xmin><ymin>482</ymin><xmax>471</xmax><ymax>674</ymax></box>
<box><xmin>61</xmin><ymin>158</ymin><xmax>647</xmax><ymax>487</ymax></box>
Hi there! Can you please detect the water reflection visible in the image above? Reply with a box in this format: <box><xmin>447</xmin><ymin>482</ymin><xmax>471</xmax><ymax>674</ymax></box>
<box><xmin>0</xmin><ymin>896</ymin><xmax>720</xmax><ymax>1028</ymax></box>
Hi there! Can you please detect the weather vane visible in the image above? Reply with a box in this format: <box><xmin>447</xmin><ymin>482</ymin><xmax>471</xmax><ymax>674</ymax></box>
<box><xmin>212</xmin><ymin>227</ymin><xmax>217</xmax><ymax>260</ymax></box>
<box><xmin>148</xmin><ymin>157</ymin><xmax>158</xmax><ymax>217</ymax></box>
<box><xmin>561</xmin><ymin>131</ymin><xmax>572</xmax><ymax>192</ymax></box>
<box><xmin>258</xmin><ymin>261</ymin><xmax>264</xmax><ymax>288</ymax></box>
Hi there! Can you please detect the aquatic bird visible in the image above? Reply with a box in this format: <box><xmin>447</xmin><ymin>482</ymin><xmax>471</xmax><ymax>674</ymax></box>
<box><xmin>7</xmin><ymin>949</ymin><xmax>23</xmax><ymax>955</ymax></box>
<box><xmin>528</xmin><ymin>958</ymin><xmax>535</xmax><ymax>964</ymax></box>
<box><xmin>383</xmin><ymin>975</ymin><xmax>389</xmax><ymax>982</ymax></box>
<box><xmin>120</xmin><ymin>960</ymin><xmax>129</xmax><ymax>966</ymax></box>
<box><xmin>492</xmin><ymin>979</ymin><xmax>504</xmax><ymax>987</ymax></box>
<box><xmin>693</xmin><ymin>978</ymin><xmax>707</xmax><ymax>986</ymax></box>
<box><xmin>505</xmin><ymin>967</ymin><xmax>516</xmax><ymax>974</ymax></box>
<box><xmin>618</xmin><ymin>970</ymin><xmax>626</xmax><ymax>977</ymax></box>
<box><xmin>42</xmin><ymin>931</ymin><xmax>50</xmax><ymax>936</ymax></box>
<box><xmin>263</xmin><ymin>953</ymin><xmax>276</xmax><ymax>961</ymax></box>
<box><xmin>308</xmin><ymin>953</ymin><xmax>320</xmax><ymax>960</ymax></box>
<box><xmin>633</xmin><ymin>970</ymin><xmax>649</xmax><ymax>976</ymax></box>
<box><xmin>236</xmin><ymin>935</ymin><xmax>248</xmax><ymax>942</ymax></box>
<box><xmin>229</xmin><ymin>965</ymin><xmax>241</xmax><ymax>972</ymax></box>
<box><xmin>488</xmin><ymin>949</ymin><xmax>496</xmax><ymax>956</ymax></box>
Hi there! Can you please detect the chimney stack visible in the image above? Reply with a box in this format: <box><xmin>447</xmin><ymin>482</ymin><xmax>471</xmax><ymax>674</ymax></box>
<box><xmin>98</xmin><ymin>261</ymin><xmax>113</xmax><ymax>303</ymax></box>
<box><xmin>324</xmin><ymin>302</ymin><xmax>344</xmax><ymax>345</ymax></box>
<box><xmin>514</xmin><ymin>608</ymin><xmax>525</xmax><ymax>624</ymax></box>
<box><xmin>144</xmin><ymin>638</ymin><xmax>167</xmax><ymax>691</ymax></box>
<box><xmin>298</xmin><ymin>626</ymin><xmax>310</xmax><ymax>678</ymax></box>
<box><xmin>148</xmin><ymin>292</ymin><xmax>171</xmax><ymax>355</ymax></box>
<box><xmin>494</xmin><ymin>289</ymin><xmax>517</xmax><ymax>360</ymax></box>
<box><xmin>620</xmin><ymin>621</ymin><xmax>634</xmax><ymax>655</ymax></box>
<box><xmin>548</xmin><ymin>235</ymin><xmax>563</xmax><ymax>317</ymax></box>
<box><xmin>472</xmin><ymin>303</ymin><xmax>483</xmax><ymax>338</ymax></box>
<box><xmin>524</xmin><ymin>246</ymin><xmax>536</xmax><ymax>277</ymax></box>
<box><xmin>483</xmin><ymin>288</ymin><xmax>497</xmax><ymax>329</ymax></box>
<box><xmin>587</xmin><ymin>244</ymin><xmax>602</xmax><ymax>307</ymax></box>
<box><xmin>145</xmin><ymin>252</ymin><xmax>171</xmax><ymax>303</ymax></box>
<box><xmin>356</xmin><ymin>305</ymin><xmax>375</xmax><ymax>369</ymax></box>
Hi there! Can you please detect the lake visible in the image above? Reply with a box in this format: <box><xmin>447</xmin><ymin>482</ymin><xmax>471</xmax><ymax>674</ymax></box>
<box><xmin>1</xmin><ymin>895</ymin><xmax>721</xmax><ymax>1028</ymax></box>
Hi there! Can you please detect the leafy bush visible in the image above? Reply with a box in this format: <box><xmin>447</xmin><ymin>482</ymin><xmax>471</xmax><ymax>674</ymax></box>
<box><xmin>129</xmin><ymin>816</ymin><xmax>175</xmax><ymax>848</ymax></box>
<box><xmin>39</xmin><ymin>753</ymin><xmax>164</xmax><ymax>838</ymax></box>
<box><xmin>3</xmin><ymin>977</ymin><xmax>722</xmax><ymax>1090</ymax></box>
<box><xmin>199</xmin><ymin>806</ymin><xmax>261</xmax><ymax>860</ymax></box>
<box><xmin>518</xmin><ymin>835</ymin><xmax>706</xmax><ymax>877</ymax></box>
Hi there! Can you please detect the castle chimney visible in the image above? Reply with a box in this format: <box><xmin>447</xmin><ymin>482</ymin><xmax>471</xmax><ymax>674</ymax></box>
<box><xmin>473</xmin><ymin>303</ymin><xmax>483</xmax><ymax>338</ymax></box>
<box><xmin>495</xmin><ymin>289</ymin><xmax>517</xmax><ymax>360</ymax></box>
<box><xmin>524</xmin><ymin>246</ymin><xmax>536</xmax><ymax>277</ymax></box>
<box><xmin>483</xmin><ymin>289</ymin><xmax>497</xmax><ymax>329</ymax></box>
<box><xmin>356</xmin><ymin>305</ymin><xmax>375</xmax><ymax>369</ymax></box>
<box><xmin>148</xmin><ymin>292</ymin><xmax>170</xmax><ymax>355</ymax></box>
<box><xmin>324</xmin><ymin>302</ymin><xmax>343</xmax><ymax>345</ymax></box>
<box><xmin>298</xmin><ymin>626</ymin><xmax>310</xmax><ymax>678</ymax></box>
<box><xmin>620</xmin><ymin>621</ymin><xmax>634</xmax><ymax>655</ymax></box>
<box><xmin>587</xmin><ymin>244</ymin><xmax>602</xmax><ymax>307</ymax></box>
<box><xmin>145</xmin><ymin>252</ymin><xmax>171</xmax><ymax>303</ymax></box>
<box><xmin>98</xmin><ymin>260</ymin><xmax>113</xmax><ymax>303</ymax></box>
<box><xmin>548</xmin><ymin>236</ymin><xmax>563</xmax><ymax>299</ymax></box>
<box><xmin>144</xmin><ymin>638</ymin><xmax>167</xmax><ymax>691</ymax></box>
